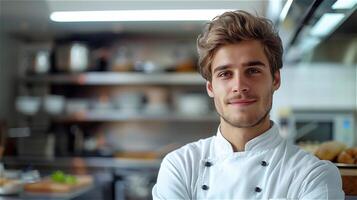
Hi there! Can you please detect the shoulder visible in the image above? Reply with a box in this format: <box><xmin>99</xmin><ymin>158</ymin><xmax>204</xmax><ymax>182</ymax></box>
<box><xmin>286</xmin><ymin>143</ymin><xmax>337</xmax><ymax>170</ymax></box>
<box><xmin>163</xmin><ymin>136</ymin><xmax>214</xmax><ymax>168</ymax></box>
<box><xmin>154</xmin><ymin>137</ymin><xmax>214</xmax><ymax>199</ymax></box>
<box><xmin>153</xmin><ymin>136</ymin><xmax>215</xmax><ymax>199</ymax></box>
<box><xmin>283</xmin><ymin>143</ymin><xmax>344</xmax><ymax>198</ymax></box>
<box><xmin>283</xmin><ymin>143</ymin><xmax>338</xmax><ymax>174</ymax></box>
<box><xmin>296</xmin><ymin>148</ymin><xmax>341</xmax><ymax>182</ymax></box>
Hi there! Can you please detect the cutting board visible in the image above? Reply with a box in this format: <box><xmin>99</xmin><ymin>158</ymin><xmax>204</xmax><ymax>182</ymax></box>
<box><xmin>24</xmin><ymin>175</ymin><xmax>93</xmax><ymax>193</ymax></box>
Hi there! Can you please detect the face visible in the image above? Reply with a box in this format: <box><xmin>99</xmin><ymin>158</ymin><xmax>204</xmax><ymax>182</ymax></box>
<box><xmin>207</xmin><ymin>40</ymin><xmax>280</xmax><ymax>128</ymax></box>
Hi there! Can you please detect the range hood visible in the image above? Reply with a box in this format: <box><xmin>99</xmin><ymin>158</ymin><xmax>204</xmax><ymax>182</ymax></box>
<box><xmin>280</xmin><ymin>0</ymin><xmax>357</xmax><ymax>65</ymax></box>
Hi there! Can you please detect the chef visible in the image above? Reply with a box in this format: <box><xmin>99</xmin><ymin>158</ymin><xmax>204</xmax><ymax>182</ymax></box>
<box><xmin>152</xmin><ymin>10</ymin><xmax>344</xmax><ymax>199</ymax></box>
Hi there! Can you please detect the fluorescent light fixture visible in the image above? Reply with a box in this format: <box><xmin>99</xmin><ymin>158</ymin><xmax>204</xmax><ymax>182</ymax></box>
<box><xmin>50</xmin><ymin>9</ymin><xmax>232</xmax><ymax>22</ymax></box>
<box><xmin>299</xmin><ymin>37</ymin><xmax>321</xmax><ymax>52</ymax></box>
<box><xmin>310</xmin><ymin>13</ymin><xmax>345</xmax><ymax>37</ymax></box>
<box><xmin>280</xmin><ymin>0</ymin><xmax>294</xmax><ymax>22</ymax></box>
<box><xmin>332</xmin><ymin>0</ymin><xmax>357</xmax><ymax>9</ymax></box>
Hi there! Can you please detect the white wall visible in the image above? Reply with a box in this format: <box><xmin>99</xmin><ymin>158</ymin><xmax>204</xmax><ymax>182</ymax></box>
<box><xmin>271</xmin><ymin>63</ymin><xmax>357</xmax><ymax>122</ymax></box>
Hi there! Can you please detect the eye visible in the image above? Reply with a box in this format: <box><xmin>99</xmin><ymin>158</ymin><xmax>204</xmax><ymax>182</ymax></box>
<box><xmin>217</xmin><ymin>71</ymin><xmax>233</xmax><ymax>78</ymax></box>
<box><xmin>247</xmin><ymin>68</ymin><xmax>261</xmax><ymax>75</ymax></box>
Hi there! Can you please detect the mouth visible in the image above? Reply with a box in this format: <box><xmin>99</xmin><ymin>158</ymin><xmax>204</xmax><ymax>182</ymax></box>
<box><xmin>227</xmin><ymin>99</ymin><xmax>257</xmax><ymax>107</ymax></box>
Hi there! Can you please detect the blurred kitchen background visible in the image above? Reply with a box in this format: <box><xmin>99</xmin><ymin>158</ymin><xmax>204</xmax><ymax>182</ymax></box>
<box><xmin>0</xmin><ymin>0</ymin><xmax>356</xmax><ymax>199</ymax></box>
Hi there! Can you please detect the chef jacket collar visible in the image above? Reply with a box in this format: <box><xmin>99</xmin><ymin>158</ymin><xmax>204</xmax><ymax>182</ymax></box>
<box><xmin>214</xmin><ymin>121</ymin><xmax>283</xmax><ymax>156</ymax></box>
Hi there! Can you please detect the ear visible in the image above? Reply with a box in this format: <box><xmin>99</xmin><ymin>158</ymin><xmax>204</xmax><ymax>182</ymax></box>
<box><xmin>272</xmin><ymin>70</ymin><xmax>281</xmax><ymax>91</ymax></box>
<box><xmin>206</xmin><ymin>81</ymin><xmax>214</xmax><ymax>98</ymax></box>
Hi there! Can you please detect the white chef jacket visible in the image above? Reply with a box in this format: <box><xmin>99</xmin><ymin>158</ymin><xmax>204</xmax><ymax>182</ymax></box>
<box><xmin>152</xmin><ymin>122</ymin><xmax>344</xmax><ymax>199</ymax></box>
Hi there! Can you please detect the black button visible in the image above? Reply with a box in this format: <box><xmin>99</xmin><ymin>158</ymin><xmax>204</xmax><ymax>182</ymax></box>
<box><xmin>261</xmin><ymin>161</ymin><xmax>268</xmax><ymax>166</ymax></box>
<box><xmin>201</xmin><ymin>185</ymin><xmax>209</xmax><ymax>190</ymax></box>
<box><xmin>204</xmin><ymin>162</ymin><xmax>212</xmax><ymax>167</ymax></box>
<box><xmin>255</xmin><ymin>187</ymin><xmax>262</xmax><ymax>193</ymax></box>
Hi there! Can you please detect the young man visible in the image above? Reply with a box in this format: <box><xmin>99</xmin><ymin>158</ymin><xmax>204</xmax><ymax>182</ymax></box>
<box><xmin>152</xmin><ymin>10</ymin><xmax>344</xmax><ymax>199</ymax></box>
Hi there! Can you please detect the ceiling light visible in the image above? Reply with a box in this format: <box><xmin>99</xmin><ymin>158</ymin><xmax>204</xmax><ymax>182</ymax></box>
<box><xmin>310</xmin><ymin>13</ymin><xmax>345</xmax><ymax>37</ymax></box>
<box><xmin>50</xmin><ymin>9</ymin><xmax>232</xmax><ymax>22</ymax></box>
<box><xmin>279</xmin><ymin>0</ymin><xmax>294</xmax><ymax>22</ymax></box>
<box><xmin>332</xmin><ymin>0</ymin><xmax>357</xmax><ymax>9</ymax></box>
<box><xmin>299</xmin><ymin>37</ymin><xmax>321</xmax><ymax>52</ymax></box>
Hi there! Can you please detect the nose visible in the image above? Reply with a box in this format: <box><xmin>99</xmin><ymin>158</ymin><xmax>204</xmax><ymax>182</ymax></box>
<box><xmin>232</xmin><ymin>73</ymin><xmax>249</xmax><ymax>93</ymax></box>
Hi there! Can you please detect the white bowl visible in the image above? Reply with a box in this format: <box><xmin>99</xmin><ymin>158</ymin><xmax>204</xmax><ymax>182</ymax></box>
<box><xmin>177</xmin><ymin>94</ymin><xmax>209</xmax><ymax>115</ymax></box>
<box><xmin>43</xmin><ymin>95</ymin><xmax>65</xmax><ymax>115</ymax></box>
<box><xmin>15</xmin><ymin>96</ymin><xmax>41</xmax><ymax>115</ymax></box>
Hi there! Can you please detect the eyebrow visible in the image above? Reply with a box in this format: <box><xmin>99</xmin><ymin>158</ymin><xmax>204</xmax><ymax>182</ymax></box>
<box><xmin>242</xmin><ymin>61</ymin><xmax>266</xmax><ymax>67</ymax></box>
<box><xmin>213</xmin><ymin>65</ymin><xmax>230</xmax><ymax>74</ymax></box>
<box><xmin>213</xmin><ymin>60</ymin><xmax>266</xmax><ymax>74</ymax></box>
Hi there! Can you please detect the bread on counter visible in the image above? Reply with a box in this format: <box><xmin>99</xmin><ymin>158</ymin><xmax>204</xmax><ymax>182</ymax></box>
<box><xmin>315</xmin><ymin>141</ymin><xmax>347</xmax><ymax>161</ymax></box>
<box><xmin>337</xmin><ymin>148</ymin><xmax>357</xmax><ymax>164</ymax></box>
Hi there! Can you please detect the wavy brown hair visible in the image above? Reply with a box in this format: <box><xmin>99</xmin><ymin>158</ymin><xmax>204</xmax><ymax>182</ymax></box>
<box><xmin>197</xmin><ymin>10</ymin><xmax>283</xmax><ymax>81</ymax></box>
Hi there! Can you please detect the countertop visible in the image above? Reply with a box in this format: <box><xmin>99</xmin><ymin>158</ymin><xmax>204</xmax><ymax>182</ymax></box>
<box><xmin>3</xmin><ymin>156</ymin><xmax>161</xmax><ymax>170</ymax></box>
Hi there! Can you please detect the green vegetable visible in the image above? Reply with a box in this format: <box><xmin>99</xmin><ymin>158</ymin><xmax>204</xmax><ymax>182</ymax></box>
<box><xmin>51</xmin><ymin>170</ymin><xmax>77</xmax><ymax>184</ymax></box>
<box><xmin>64</xmin><ymin>175</ymin><xmax>77</xmax><ymax>184</ymax></box>
<box><xmin>51</xmin><ymin>170</ymin><xmax>66</xmax><ymax>183</ymax></box>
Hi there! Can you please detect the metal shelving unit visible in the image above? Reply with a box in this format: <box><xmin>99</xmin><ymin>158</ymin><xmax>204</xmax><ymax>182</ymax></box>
<box><xmin>54</xmin><ymin>111</ymin><xmax>219</xmax><ymax>122</ymax></box>
<box><xmin>21</xmin><ymin>72</ymin><xmax>206</xmax><ymax>85</ymax></box>
<box><xmin>20</xmin><ymin>72</ymin><xmax>215</xmax><ymax>122</ymax></box>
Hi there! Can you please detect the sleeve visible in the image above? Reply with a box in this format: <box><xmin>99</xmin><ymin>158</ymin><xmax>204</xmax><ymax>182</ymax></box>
<box><xmin>152</xmin><ymin>153</ymin><xmax>191</xmax><ymax>200</ymax></box>
<box><xmin>299</xmin><ymin>161</ymin><xmax>345</xmax><ymax>200</ymax></box>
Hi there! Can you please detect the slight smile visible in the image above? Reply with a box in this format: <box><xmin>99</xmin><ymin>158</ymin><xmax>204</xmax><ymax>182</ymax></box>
<box><xmin>228</xmin><ymin>99</ymin><xmax>257</xmax><ymax>107</ymax></box>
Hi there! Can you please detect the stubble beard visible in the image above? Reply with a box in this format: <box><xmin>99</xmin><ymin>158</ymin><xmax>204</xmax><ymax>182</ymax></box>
<box><xmin>217</xmin><ymin>94</ymin><xmax>273</xmax><ymax>129</ymax></box>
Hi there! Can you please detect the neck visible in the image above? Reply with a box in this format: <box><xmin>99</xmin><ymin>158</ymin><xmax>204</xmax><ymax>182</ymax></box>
<box><xmin>220</xmin><ymin>118</ymin><xmax>272</xmax><ymax>152</ymax></box>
